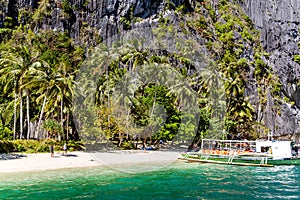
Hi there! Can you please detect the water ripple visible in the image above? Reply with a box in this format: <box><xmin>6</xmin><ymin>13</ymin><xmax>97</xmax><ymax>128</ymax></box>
<box><xmin>0</xmin><ymin>163</ymin><xmax>300</xmax><ymax>199</ymax></box>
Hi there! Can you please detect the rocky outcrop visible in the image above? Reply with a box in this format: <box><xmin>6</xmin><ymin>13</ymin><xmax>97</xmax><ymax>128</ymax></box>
<box><xmin>240</xmin><ymin>0</ymin><xmax>300</xmax><ymax>83</ymax></box>
<box><xmin>240</xmin><ymin>0</ymin><xmax>300</xmax><ymax>136</ymax></box>
<box><xmin>0</xmin><ymin>0</ymin><xmax>192</xmax><ymax>40</ymax></box>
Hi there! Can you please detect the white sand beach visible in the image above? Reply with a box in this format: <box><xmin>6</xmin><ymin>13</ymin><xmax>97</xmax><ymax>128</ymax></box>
<box><xmin>0</xmin><ymin>150</ymin><xmax>181</xmax><ymax>173</ymax></box>
<box><xmin>0</xmin><ymin>151</ymin><xmax>100</xmax><ymax>173</ymax></box>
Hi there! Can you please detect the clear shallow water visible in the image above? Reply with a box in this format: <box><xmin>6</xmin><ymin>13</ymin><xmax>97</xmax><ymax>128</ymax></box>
<box><xmin>0</xmin><ymin>162</ymin><xmax>299</xmax><ymax>200</ymax></box>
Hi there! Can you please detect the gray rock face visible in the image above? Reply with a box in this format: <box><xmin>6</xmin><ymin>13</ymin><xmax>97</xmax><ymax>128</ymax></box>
<box><xmin>240</xmin><ymin>0</ymin><xmax>300</xmax><ymax>135</ymax></box>
<box><xmin>240</xmin><ymin>0</ymin><xmax>300</xmax><ymax>78</ymax></box>
<box><xmin>0</xmin><ymin>0</ymin><xmax>190</xmax><ymax>39</ymax></box>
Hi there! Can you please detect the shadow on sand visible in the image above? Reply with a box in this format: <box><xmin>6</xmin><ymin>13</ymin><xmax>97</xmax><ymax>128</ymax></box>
<box><xmin>0</xmin><ymin>153</ymin><xmax>27</xmax><ymax>160</ymax></box>
<box><xmin>61</xmin><ymin>154</ymin><xmax>78</xmax><ymax>157</ymax></box>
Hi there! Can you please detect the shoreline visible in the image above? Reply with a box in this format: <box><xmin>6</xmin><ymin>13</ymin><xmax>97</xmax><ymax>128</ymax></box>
<box><xmin>0</xmin><ymin>150</ymin><xmax>181</xmax><ymax>173</ymax></box>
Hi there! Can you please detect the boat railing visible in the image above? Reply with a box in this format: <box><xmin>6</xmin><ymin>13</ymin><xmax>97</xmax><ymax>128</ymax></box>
<box><xmin>228</xmin><ymin>155</ymin><xmax>235</xmax><ymax>164</ymax></box>
<box><xmin>204</xmin><ymin>154</ymin><xmax>210</xmax><ymax>160</ymax></box>
<box><xmin>184</xmin><ymin>152</ymin><xmax>200</xmax><ymax>159</ymax></box>
<box><xmin>201</xmin><ymin>149</ymin><xmax>250</xmax><ymax>156</ymax></box>
<box><xmin>260</xmin><ymin>157</ymin><xmax>268</xmax><ymax>165</ymax></box>
<box><xmin>201</xmin><ymin>139</ymin><xmax>256</xmax><ymax>154</ymax></box>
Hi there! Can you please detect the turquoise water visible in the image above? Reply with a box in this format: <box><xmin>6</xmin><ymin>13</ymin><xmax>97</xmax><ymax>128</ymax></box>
<box><xmin>0</xmin><ymin>162</ymin><xmax>299</xmax><ymax>200</ymax></box>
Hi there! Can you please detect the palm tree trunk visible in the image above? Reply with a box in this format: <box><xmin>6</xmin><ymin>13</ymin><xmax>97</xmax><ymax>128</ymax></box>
<box><xmin>143</xmin><ymin>137</ymin><xmax>147</xmax><ymax>149</ymax></box>
<box><xmin>66</xmin><ymin>112</ymin><xmax>69</xmax><ymax>140</ymax></box>
<box><xmin>13</xmin><ymin>92</ymin><xmax>17</xmax><ymax>140</ymax></box>
<box><xmin>36</xmin><ymin>94</ymin><xmax>47</xmax><ymax>139</ymax></box>
<box><xmin>60</xmin><ymin>96</ymin><xmax>63</xmax><ymax>141</ymax></box>
<box><xmin>19</xmin><ymin>89</ymin><xmax>23</xmax><ymax>139</ymax></box>
<box><xmin>26</xmin><ymin>89</ymin><xmax>30</xmax><ymax>140</ymax></box>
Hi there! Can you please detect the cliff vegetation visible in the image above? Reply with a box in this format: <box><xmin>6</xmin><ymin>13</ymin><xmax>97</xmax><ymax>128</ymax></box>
<box><xmin>0</xmin><ymin>0</ymin><xmax>296</xmax><ymax>151</ymax></box>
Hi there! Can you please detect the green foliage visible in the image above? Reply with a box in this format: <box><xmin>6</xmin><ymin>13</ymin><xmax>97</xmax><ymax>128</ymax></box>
<box><xmin>0</xmin><ymin>17</ymin><xmax>14</xmax><ymax>41</ymax></box>
<box><xmin>0</xmin><ymin>0</ymin><xmax>284</xmax><ymax>147</ymax></box>
<box><xmin>120</xmin><ymin>5</ymin><xmax>135</xmax><ymax>30</ymax></box>
<box><xmin>4</xmin><ymin>17</ymin><xmax>15</xmax><ymax>28</ymax></box>
<box><xmin>83</xmin><ymin>0</ymin><xmax>90</xmax><ymax>7</ymax></box>
<box><xmin>66</xmin><ymin>140</ymin><xmax>85</xmax><ymax>151</ymax></box>
<box><xmin>0</xmin><ymin>27</ymin><xmax>84</xmax><ymax>141</ymax></box>
<box><xmin>119</xmin><ymin>141</ymin><xmax>134</xmax><ymax>150</ymax></box>
<box><xmin>0</xmin><ymin>126</ymin><xmax>13</xmax><ymax>140</ymax></box>
<box><xmin>120</xmin><ymin>17</ymin><xmax>131</xmax><ymax>30</ymax></box>
<box><xmin>32</xmin><ymin>0</ymin><xmax>52</xmax><ymax>26</ymax></box>
<box><xmin>294</xmin><ymin>55</ymin><xmax>300</xmax><ymax>64</ymax></box>
<box><xmin>241</xmin><ymin>28</ymin><xmax>253</xmax><ymax>42</ymax></box>
<box><xmin>43</xmin><ymin>119</ymin><xmax>63</xmax><ymax>138</ymax></box>
<box><xmin>0</xmin><ymin>28</ymin><xmax>12</xmax><ymax>34</ymax></box>
<box><xmin>242</xmin><ymin>14</ymin><xmax>254</xmax><ymax>29</ymax></box>
<box><xmin>196</xmin><ymin>15</ymin><xmax>208</xmax><ymax>30</ymax></box>
<box><xmin>0</xmin><ymin>140</ymin><xmax>15</xmax><ymax>153</ymax></box>
<box><xmin>183</xmin><ymin>0</ymin><xmax>282</xmax><ymax>138</ymax></box>
<box><xmin>165</xmin><ymin>0</ymin><xmax>176</xmax><ymax>10</ymax></box>
<box><xmin>93</xmin><ymin>106</ymin><xmax>119</xmax><ymax>141</ymax></box>
<box><xmin>0</xmin><ymin>139</ymin><xmax>84</xmax><ymax>153</ymax></box>
<box><xmin>62</xmin><ymin>0</ymin><xmax>73</xmax><ymax>19</ymax></box>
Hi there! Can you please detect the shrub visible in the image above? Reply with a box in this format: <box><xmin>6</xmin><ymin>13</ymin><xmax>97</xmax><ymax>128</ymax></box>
<box><xmin>0</xmin><ymin>126</ymin><xmax>13</xmax><ymax>140</ymax></box>
<box><xmin>66</xmin><ymin>140</ymin><xmax>85</xmax><ymax>151</ymax></box>
<box><xmin>0</xmin><ymin>139</ymin><xmax>85</xmax><ymax>153</ymax></box>
<box><xmin>0</xmin><ymin>140</ymin><xmax>16</xmax><ymax>153</ymax></box>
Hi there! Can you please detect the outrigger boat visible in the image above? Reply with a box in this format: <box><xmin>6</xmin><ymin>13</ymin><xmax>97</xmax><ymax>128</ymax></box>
<box><xmin>179</xmin><ymin>139</ymin><xmax>300</xmax><ymax>167</ymax></box>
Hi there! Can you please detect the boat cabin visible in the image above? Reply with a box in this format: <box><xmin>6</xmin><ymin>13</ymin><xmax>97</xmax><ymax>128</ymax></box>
<box><xmin>201</xmin><ymin>139</ymin><xmax>297</xmax><ymax>159</ymax></box>
<box><xmin>256</xmin><ymin>140</ymin><xmax>293</xmax><ymax>159</ymax></box>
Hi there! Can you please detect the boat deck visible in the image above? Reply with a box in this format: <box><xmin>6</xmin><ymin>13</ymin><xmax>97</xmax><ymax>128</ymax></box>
<box><xmin>183</xmin><ymin>157</ymin><xmax>274</xmax><ymax>167</ymax></box>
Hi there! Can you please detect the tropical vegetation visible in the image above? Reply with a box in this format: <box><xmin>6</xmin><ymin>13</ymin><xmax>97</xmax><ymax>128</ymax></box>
<box><xmin>0</xmin><ymin>0</ymin><xmax>284</xmax><ymax>152</ymax></box>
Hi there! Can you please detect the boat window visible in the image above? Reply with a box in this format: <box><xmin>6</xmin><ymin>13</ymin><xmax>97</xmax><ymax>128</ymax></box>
<box><xmin>261</xmin><ymin>146</ymin><xmax>270</xmax><ymax>153</ymax></box>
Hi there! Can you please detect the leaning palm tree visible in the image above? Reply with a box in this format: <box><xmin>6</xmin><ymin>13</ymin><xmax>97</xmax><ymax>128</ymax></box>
<box><xmin>27</xmin><ymin>54</ymin><xmax>77</xmax><ymax>140</ymax></box>
<box><xmin>22</xmin><ymin>59</ymin><xmax>51</xmax><ymax>139</ymax></box>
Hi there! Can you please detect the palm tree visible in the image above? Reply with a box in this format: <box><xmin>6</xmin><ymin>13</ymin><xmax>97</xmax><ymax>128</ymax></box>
<box><xmin>0</xmin><ymin>44</ymin><xmax>42</xmax><ymax>139</ymax></box>
<box><xmin>25</xmin><ymin>59</ymin><xmax>75</xmax><ymax>140</ymax></box>
<box><xmin>56</xmin><ymin>61</ymin><xmax>77</xmax><ymax>140</ymax></box>
<box><xmin>0</xmin><ymin>63</ymin><xmax>17</xmax><ymax>139</ymax></box>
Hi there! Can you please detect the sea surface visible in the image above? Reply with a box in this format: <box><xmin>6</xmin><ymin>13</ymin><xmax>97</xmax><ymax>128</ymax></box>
<box><xmin>0</xmin><ymin>161</ymin><xmax>299</xmax><ymax>200</ymax></box>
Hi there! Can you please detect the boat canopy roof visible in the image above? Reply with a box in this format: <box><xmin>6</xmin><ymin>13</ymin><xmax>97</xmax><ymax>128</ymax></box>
<box><xmin>202</xmin><ymin>139</ymin><xmax>256</xmax><ymax>143</ymax></box>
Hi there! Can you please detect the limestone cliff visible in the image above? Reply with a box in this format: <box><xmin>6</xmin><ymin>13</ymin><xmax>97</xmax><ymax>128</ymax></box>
<box><xmin>1</xmin><ymin>0</ymin><xmax>300</xmax><ymax>138</ymax></box>
<box><xmin>0</xmin><ymin>0</ymin><xmax>192</xmax><ymax>41</ymax></box>
<box><xmin>240</xmin><ymin>0</ymin><xmax>300</xmax><ymax>137</ymax></box>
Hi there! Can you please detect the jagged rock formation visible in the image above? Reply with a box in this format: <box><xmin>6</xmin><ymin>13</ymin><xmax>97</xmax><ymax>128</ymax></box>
<box><xmin>240</xmin><ymin>0</ymin><xmax>300</xmax><ymax>95</ymax></box>
<box><xmin>0</xmin><ymin>0</ymin><xmax>192</xmax><ymax>41</ymax></box>
<box><xmin>240</xmin><ymin>0</ymin><xmax>300</xmax><ymax>137</ymax></box>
